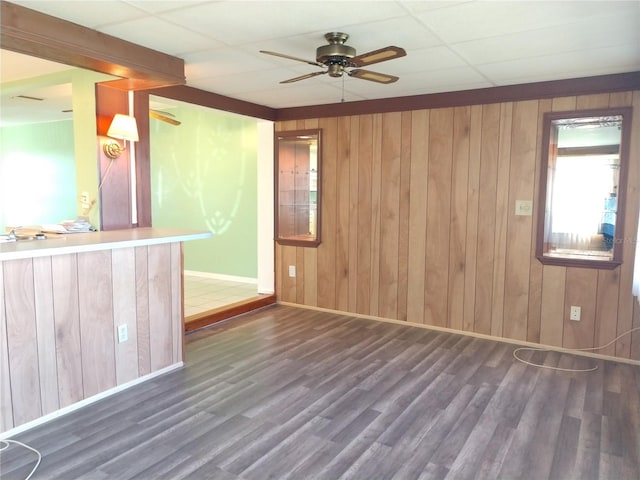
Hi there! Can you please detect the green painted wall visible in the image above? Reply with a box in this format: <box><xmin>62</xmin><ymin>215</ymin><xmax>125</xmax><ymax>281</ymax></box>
<box><xmin>150</xmin><ymin>102</ymin><xmax>258</xmax><ymax>278</ymax></box>
<box><xmin>0</xmin><ymin>120</ymin><xmax>77</xmax><ymax>230</ymax></box>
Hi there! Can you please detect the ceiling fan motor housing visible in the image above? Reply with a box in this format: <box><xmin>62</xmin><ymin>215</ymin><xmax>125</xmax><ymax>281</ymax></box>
<box><xmin>316</xmin><ymin>32</ymin><xmax>356</xmax><ymax>75</ymax></box>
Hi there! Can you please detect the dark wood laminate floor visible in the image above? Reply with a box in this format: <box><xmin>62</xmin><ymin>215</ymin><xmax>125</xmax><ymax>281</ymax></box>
<box><xmin>2</xmin><ymin>305</ymin><xmax>639</xmax><ymax>480</ymax></box>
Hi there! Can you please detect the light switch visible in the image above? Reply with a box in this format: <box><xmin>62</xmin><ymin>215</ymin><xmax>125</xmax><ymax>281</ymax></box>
<box><xmin>515</xmin><ymin>200</ymin><xmax>533</xmax><ymax>216</ymax></box>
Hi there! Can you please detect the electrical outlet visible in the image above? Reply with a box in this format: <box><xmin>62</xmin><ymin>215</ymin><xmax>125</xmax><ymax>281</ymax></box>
<box><xmin>288</xmin><ymin>265</ymin><xmax>296</xmax><ymax>277</ymax></box>
<box><xmin>569</xmin><ymin>306</ymin><xmax>581</xmax><ymax>321</ymax></box>
<box><xmin>117</xmin><ymin>324</ymin><xmax>128</xmax><ymax>343</ymax></box>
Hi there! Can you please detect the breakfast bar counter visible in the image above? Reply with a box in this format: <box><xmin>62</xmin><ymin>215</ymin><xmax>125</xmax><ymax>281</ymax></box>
<box><xmin>1</xmin><ymin>228</ymin><xmax>210</xmax><ymax>435</ymax></box>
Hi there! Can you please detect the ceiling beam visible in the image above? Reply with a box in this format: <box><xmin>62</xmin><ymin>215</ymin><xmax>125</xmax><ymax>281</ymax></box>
<box><xmin>1</xmin><ymin>1</ymin><xmax>185</xmax><ymax>90</ymax></box>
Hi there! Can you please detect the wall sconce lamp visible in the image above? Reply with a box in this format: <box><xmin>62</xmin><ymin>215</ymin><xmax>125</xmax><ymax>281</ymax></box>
<box><xmin>103</xmin><ymin>113</ymin><xmax>139</xmax><ymax>159</ymax></box>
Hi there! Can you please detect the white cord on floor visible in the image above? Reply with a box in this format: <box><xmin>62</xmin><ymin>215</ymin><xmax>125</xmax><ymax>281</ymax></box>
<box><xmin>0</xmin><ymin>439</ymin><xmax>42</xmax><ymax>480</ymax></box>
<box><xmin>513</xmin><ymin>326</ymin><xmax>640</xmax><ymax>372</ymax></box>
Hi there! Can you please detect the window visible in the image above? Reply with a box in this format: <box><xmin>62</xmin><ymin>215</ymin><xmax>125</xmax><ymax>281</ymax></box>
<box><xmin>536</xmin><ymin>107</ymin><xmax>633</xmax><ymax>268</ymax></box>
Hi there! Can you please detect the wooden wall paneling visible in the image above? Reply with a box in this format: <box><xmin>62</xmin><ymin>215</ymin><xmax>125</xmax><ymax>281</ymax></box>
<box><xmin>112</xmin><ymin>247</ymin><xmax>139</xmax><ymax>384</ymax></box>
<box><xmin>425</xmin><ymin>107</ymin><xmax>454</xmax><ymax>327</ymax></box>
<box><xmin>447</xmin><ymin>106</ymin><xmax>471</xmax><ymax>331</ymax></box>
<box><xmin>594</xmin><ymin>269</ymin><xmax>621</xmax><ymax>357</ymax></box>
<box><xmin>4</xmin><ymin>259</ymin><xmax>42</xmax><ymax>425</ymax></box>
<box><xmin>356</xmin><ymin>115</ymin><xmax>374</xmax><ymax>314</ymax></box>
<box><xmin>280</xmin><ymin>246</ymin><xmax>297</xmax><ymax>303</ymax></box>
<box><xmin>335</xmin><ymin>115</ymin><xmax>352</xmax><ymax>312</ymax></box>
<box><xmin>135</xmin><ymin>246</ymin><xmax>151</xmax><ymax>376</ymax></box>
<box><xmin>133</xmin><ymin>91</ymin><xmax>152</xmax><ymax>227</ymax></box>
<box><xmin>576</xmin><ymin>93</ymin><xmax>611</xmax><ymax>110</ymax></box>
<box><xmin>474</xmin><ymin>103</ymin><xmax>501</xmax><ymax>334</ymax></box>
<box><xmin>463</xmin><ymin>105</ymin><xmax>483</xmax><ymax>331</ymax></box>
<box><xmin>397</xmin><ymin>110</ymin><xmax>413</xmax><ymax>322</ymax></box>
<box><xmin>551</xmin><ymin>96</ymin><xmax>577</xmax><ymax>112</ymax></box>
<box><xmin>275</xmin><ymin>243</ymin><xmax>283</xmax><ymax>302</ymax></box>
<box><xmin>378</xmin><ymin>112</ymin><xmax>402</xmax><ymax>319</ymax></box>
<box><xmin>32</xmin><ymin>256</ymin><xmax>60</xmax><ymax>415</ymax></box>
<box><xmin>96</xmin><ymin>84</ymin><xmax>133</xmax><ymax>231</ymax></box>
<box><xmin>78</xmin><ymin>251</ymin><xmax>116</xmax><ymax>397</ymax></box>
<box><xmin>539</xmin><ymin>97</ymin><xmax>576</xmax><ymax>349</ymax></box>
<box><xmin>148</xmin><ymin>244</ymin><xmax>173</xmax><ymax>371</ymax></box>
<box><xmin>51</xmin><ymin>254</ymin><xmax>83</xmax><ymax>407</ymax></box>
<box><xmin>303</xmin><ymin>247</ymin><xmax>318</xmax><ymax>307</ymax></box>
<box><xmin>490</xmin><ymin>102</ymin><xmax>513</xmax><ymax>337</ymax></box>
<box><xmin>0</xmin><ymin>262</ymin><xmax>14</xmax><ymax>431</ymax></box>
<box><xmin>276</xmin><ymin>120</ymin><xmax>296</xmax><ymax>132</ymax></box>
<box><xmin>296</xmin><ymin>246</ymin><xmax>305</xmax><ymax>305</ymax></box>
<box><xmin>348</xmin><ymin>115</ymin><xmax>360</xmax><ymax>313</ymax></box>
<box><xmin>273</xmin><ymin>89</ymin><xmax>639</xmax><ymax>362</ymax></box>
<box><xmin>608</xmin><ymin>91</ymin><xmax>634</xmax><ymax>108</ymax></box>
<box><xmin>527</xmin><ymin>98</ymin><xmax>553</xmax><ymax>344</ymax></box>
<box><xmin>540</xmin><ymin>266</ymin><xmax>566</xmax><ymax>347</ymax></box>
<box><xmin>503</xmin><ymin>100</ymin><xmax>539</xmax><ymax>341</ymax></box>
<box><xmin>303</xmin><ymin>119</ymin><xmax>320</xmax><ymax>130</ymax></box>
<box><xmin>632</xmin><ymin>301</ymin><xmax>640</xmax><ymax>360</ymax></box>
<box><xmin>170</xmin><ymin>242</ymin><xmax>183</xmax><ymax>363</ymax></box>
<box><xmin>317</xmin><ymin>117</ymin><xmax>338</xmax><ymax>309</ymax></box>
<box><xmin>563</xmin><ymin>268</ymin><xmax>598</xmax><ymax>350</ymax></box>
<box><xmin>369</xmin><ymin>114</ymin><xmax>383</xmax><ymax>316</ymax></box>
<box><xmin>615</xmin><ymin>91</ymin><xmax>639</xmax><ymax>358</ymax></box>
<box><xmin>406</xmin><ymin>110</ymin><xmax>429</xmax><ymax>323</ymax></box>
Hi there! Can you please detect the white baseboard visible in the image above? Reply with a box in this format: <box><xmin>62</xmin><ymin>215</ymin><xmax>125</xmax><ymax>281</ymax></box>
<box><xmin>184</xmin><ymin>270</ymin><xmax>257</xmax><ymax>285</ymax></box>
<box><xmin>0</xmin><ymin>363</ymin><xmax>183</xmax><ymax>439</ymax></box>
<box><xmin>278</xmin><ymin>302</ymin><xmax>640</xmax><ymax>367</ymax></box>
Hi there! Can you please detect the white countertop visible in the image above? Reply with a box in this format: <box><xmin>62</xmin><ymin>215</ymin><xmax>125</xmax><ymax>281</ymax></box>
<box><xmin>0</xmin><ymin>227</ymin><xmax>211</xmax><ymax>261</ymax></box>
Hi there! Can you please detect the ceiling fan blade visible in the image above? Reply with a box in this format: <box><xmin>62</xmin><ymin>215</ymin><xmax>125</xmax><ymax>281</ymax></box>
<box><xmin>150</xmin><ymin>110</ymin><xmax>181</xmax><ymax>125</ymax></box>
<box><xmin>351</xmin><ymin>46</ymin><xmax>406</xmax><ymax>67</ymax></box>
<box><xmin>280</xmin><ymin>71</ymin><xmax>327</xmax><ymax>84</ymax></box>
<box><xmin>348</xmin><ymin>69</ymin><xmax>399</xmax><ymax>84</ymax></box>
<box><xmin>260</xmin><ymin>50</ymin><xmax>324</xmax><ymax>68</ymax></box>
<box><xmin>150</xmin><ymin>109</ymin><xmax>176</xmax><ymax>118</ymax></box>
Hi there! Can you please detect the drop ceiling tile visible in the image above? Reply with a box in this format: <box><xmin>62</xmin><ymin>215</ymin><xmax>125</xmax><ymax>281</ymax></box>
<box><xmin>452</xmin><ymin>11</ymin><xmax>640</xmax><ymax>65</ymax></box>
<box><xmin>100</xmin><ymin>16</ymin><xmax>220</xmax><ymax>56</ymax></box>
<box><xmin>188</xmin><ymin>68</ymin><xmax>300</xmax><ymax>96</ymax></box>
<box><xmin>390</xmin><ymin>46</ymin><xmax>467</xmax><ymax>74</ymax></box>
<box><xmin>184</xmin><ymin>48</ymin><xmax>280</xmax><ymax>80</ymax></box>
<box><xmin>160</xmin><ymin>1</ymin><xmax>407</xmax><ymax>46</ymax></box>
<box><xmin>236</xmin><ymin>82</ymin><xmax>361</xmax><ymax>109</ymax></box>
<box><xmin>123</xmin><ymin>0</ymin><xmax>206</xmax><ymax>14</ymax></box>
<box><xmin>12</xmin><ymin>0</ymin><xmax>147</xmax><ymax>28</ymax></box>
<box><xmin>414</xmin><ymin>0</ymin><xmax>638</xmax><ymax>44</ymax></box>
<box><xmin>478</xmin><ymin>44</ymin><xmax>640</xmax><ymax>84</ymax></box>
<box><xmin>332</xmin><ymin>16</ymin><xmax>443</xmax><ymax>52</ymax></box>
<box><xmin>390</xmin><ymin>66</ymin><xmax>490</xmax><ymax>92</ymax></box>
<box><xmin>401</xmin><ymin>1</ymin><xmax>472</xmax><ymax>14</ymax></box>
<box><xmin>1</xmin><ymin>50</ymin><xmax>73</xmax><ymax>82</ymax></box>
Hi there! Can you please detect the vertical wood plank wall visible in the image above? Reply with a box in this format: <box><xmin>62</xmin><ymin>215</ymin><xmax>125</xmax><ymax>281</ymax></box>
<box><xmin>0</xmin><ymin>244</ymin><xmax>183</xmax><ymax>432</ymax></box>
<box><xmin>276</xmin><ymin>90</ymin><xmax>640</xmax><ymax>361</ymax></box>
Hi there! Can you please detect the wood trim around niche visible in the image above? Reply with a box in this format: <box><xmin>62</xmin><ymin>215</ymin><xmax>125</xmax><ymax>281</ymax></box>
<box><xmin>535</xmin><ymin>106</ymin><xmax>634</xmax><ymax>270</ymax></box>
<box><xmin>0</xmin><ymin>1</ymin><xmax>185</xmax><ymax>90</ymax></box>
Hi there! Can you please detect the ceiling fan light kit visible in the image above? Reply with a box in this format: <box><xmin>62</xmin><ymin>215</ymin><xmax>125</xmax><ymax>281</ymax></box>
<box><xmin>261</xmin><ymin>32</ymin><xmax>406</xmax><ymax>85</ymax></box>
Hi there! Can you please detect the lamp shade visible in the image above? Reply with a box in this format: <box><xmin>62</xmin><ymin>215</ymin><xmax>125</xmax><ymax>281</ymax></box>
<box><xmin>107</xmin><ymin>114</ymin><xmax>139</xmax><ymax>142</ymax></box>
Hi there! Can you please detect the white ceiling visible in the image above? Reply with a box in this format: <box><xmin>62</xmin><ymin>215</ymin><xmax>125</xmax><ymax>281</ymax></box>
<box><xmin>3</xmin><ymin>0</ymin><xmax>640</xmax><ymax>110</ymax></box>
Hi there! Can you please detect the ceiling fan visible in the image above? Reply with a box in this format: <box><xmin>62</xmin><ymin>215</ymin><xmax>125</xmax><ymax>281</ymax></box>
<box><xmin>260</xmin><ymin>32</ymin><xmax>406</xmax><ymax>84</ymax></box>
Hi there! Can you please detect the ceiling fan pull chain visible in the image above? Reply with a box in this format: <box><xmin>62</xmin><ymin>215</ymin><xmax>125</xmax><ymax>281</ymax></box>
<box><xmin>341</xmin><ymin>74</ymin><xmax>345</xmax><ymax>103</ymax></box>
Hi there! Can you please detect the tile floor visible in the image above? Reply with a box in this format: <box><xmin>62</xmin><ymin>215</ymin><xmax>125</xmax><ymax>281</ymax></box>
<box><xmin>183</xmin><ymin>274</ymin><xmax>258</xmax><ymax>317</ymax></box>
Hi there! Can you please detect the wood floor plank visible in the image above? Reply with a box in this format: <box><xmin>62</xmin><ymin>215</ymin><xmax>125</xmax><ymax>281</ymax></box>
<box><xmin>2</xmin><ymin>305</ymin><xmax>638</xmax><ymax>480</ymax></box>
